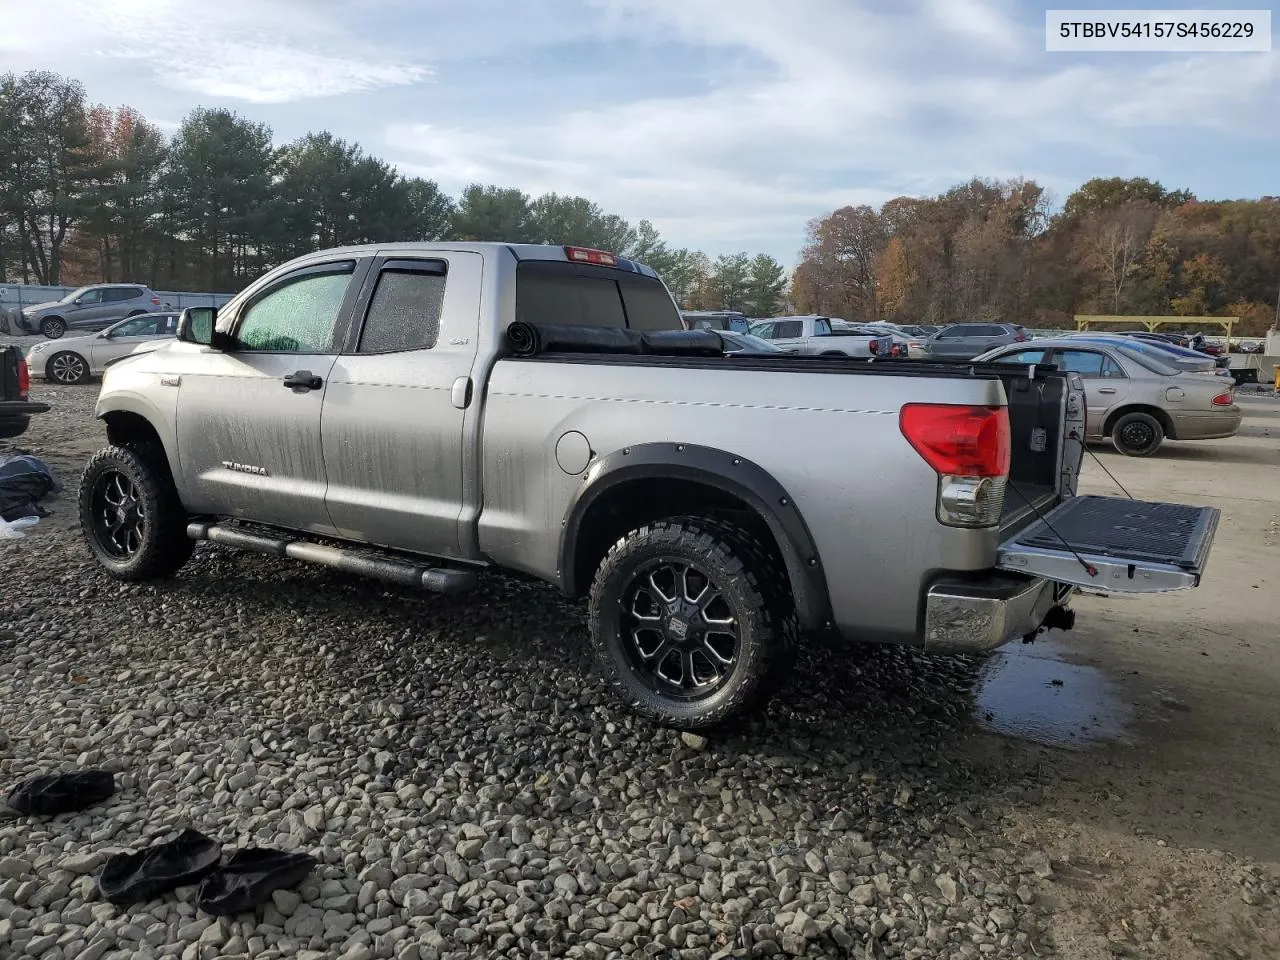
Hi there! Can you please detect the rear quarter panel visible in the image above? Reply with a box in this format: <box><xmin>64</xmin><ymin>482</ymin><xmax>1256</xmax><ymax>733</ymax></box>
<box><xmin>478</xmin><ymin>359</ymin><xmax>1008</xmax><ymax>643</ymax></box>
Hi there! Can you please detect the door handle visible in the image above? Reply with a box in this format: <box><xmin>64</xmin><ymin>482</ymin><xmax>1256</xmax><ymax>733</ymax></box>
<box><xmin>1097</xmin><ymin>387</ymin><xmax>1117</xmax><ymax>394</ymax></box>
<box><xmin>283</xmin><ymin>370</ymin><xmax>323</xmax><ymax>391</ymax></box>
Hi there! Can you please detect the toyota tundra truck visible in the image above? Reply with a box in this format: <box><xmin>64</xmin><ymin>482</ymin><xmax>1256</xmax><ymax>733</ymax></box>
<box><xmin>78</xmin><ymin>242</ymin><xmax>1220</xmax><ymax>728</ymax></box>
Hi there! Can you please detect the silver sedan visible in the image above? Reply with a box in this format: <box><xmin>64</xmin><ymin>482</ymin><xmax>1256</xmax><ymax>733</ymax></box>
<box><xmin>25</xmin><ymin>312</ymin><xmax>179</xmax><ymax>384</ymax></box>
<box><xmin>976</xmin><ymin>336</ymin><xmax>1242</xmax><ymax>456</ymax></box>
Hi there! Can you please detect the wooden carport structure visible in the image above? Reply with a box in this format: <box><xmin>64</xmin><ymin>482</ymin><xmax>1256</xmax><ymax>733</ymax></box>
<box><xmin>1074</xmin><ymin>315</ymin><xmax>1238</xmax><ymax>342</ymax></box>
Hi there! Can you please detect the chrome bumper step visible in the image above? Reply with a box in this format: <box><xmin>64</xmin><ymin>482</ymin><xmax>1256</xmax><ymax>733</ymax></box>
<box><xmin>187</xmin><ymin>521</ymin><xmax>477</xmax><ymax>595</ymax></box>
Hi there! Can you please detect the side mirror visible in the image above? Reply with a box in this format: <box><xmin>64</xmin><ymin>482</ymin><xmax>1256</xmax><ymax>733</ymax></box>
<box><xmin>177</xmin><ymin>306</ymin><xmax>217</xmax><ymax>346</ymax></box>
<box><xmin>73</xmin><ymin>297</ymin><xmax>84</xmax><ymax>305</ymax></box>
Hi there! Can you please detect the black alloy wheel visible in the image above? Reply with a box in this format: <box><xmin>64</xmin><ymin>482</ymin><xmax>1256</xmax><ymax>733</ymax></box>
<box><xmin>620</xmin><ymin>558</ymin><xmax>740</xmax><ymax>699</ymax></box>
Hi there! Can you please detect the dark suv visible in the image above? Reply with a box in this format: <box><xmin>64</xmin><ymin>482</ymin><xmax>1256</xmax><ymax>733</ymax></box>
<box><xmin>14</xmin><ymin>284</ymin><xmax>167</xmax><ymax>339</ymax></box>
<box><xmin>924</xmin><ymin>322</ymin><xmax>1029</xmax><ymax>360</ymax></box>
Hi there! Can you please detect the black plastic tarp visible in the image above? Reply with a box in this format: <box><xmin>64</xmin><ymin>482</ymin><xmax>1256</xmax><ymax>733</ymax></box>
<box><xmin>0</xmin><ymin>454</ymin><xmax>61</xmax><ymax>521</ymax></box>
<box><xmin>196</xmin><ymin>848</ymin><xmax>318</xmax><ymax>915</ymax></box>
<box><xmin>99</xmin><ymin>828</ymin><xmax>223</xmax><ymax>905</ymax></box>
<box><xmin>5</xmin><ymin>771</ymin><xmax>115</xmax><ymax>815</ymax></box>
<box><xmin>505</xmin><ymin>321</ymin><xmax>726</xmax><ymax>359</ymax></box>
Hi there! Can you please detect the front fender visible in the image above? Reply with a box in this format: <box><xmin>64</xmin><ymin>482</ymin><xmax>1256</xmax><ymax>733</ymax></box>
<box><xmin>558</xmin><ymin>442</ymin><xmax>834</xmax><ymax>633</ymax></box>
<box><xmin>95</xmin><ymin>379</ymin><xmax>183</xmax><ymax>497</ymax></box>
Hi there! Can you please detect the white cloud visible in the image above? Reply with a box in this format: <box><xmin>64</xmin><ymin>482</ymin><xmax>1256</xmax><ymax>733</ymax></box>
<box><xmin>4</xmin><ymin>0</ymin><xmax>1277</xmax><ymax>260</ymax></box>
<box><xmin>926</xmin><ymin>0</ymin><xmax>1024</xmax><ymax>53</ymax></box>
<box><xmin>3</xmin><ymin>0</ymin><xmax>430</xmax><ymax>103</ymax></box>
<box><xmin>385</xmin><ymin>0</ymin><xmax>1278</xmax><ymax>260</ymax></box>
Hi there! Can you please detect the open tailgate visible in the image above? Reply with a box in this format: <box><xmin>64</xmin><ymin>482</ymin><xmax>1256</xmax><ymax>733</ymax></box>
<box><xmin>997</xmin><ymin>495</ymin><xmax>1219</xmax><ymax>594</ymax></box>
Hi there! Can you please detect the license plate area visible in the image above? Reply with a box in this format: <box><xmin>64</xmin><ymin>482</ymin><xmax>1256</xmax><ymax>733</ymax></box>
<box><xmin>997</xmin><ymin>495</ymin><xmax>1220</xmax><ymax>594</ymax></box>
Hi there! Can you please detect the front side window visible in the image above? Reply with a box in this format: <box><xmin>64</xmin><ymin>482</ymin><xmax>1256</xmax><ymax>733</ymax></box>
<box><xmin>109</xmin><ymin>316</ymin><xmax>161</xmax><ymax>337</ymax></box>
<box><xmin>1055</xmin><ymin>350</ymin><xmax>1112</xmax><ymax>378</ymax></box>
<box><xmin>75</xmin><ymin>288</ymin><xmax>103</xmax><ymax>305</ymax></box>
<box><xmin>358</xmin><ymin>264</ymin><xmax>448</xmax><ymax>353</ymax></box>
<box><xmin>236</xmin><ymin>263</ymin><xmax>355</xmax><ymax>353</ymax></box>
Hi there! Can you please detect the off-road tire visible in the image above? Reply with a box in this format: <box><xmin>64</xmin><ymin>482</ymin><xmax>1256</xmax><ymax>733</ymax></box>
<box><xmin>588</xmin><ymin>515</ymin><xmax>798</xmax><ymax>729</ymax></box>
<box><xmin>79</xmin><ymin>443</ymin><xmax>193</xmax><ymax>580</ymax></box>
<box><xmin>41</xmin><ymin>317</ymin><xmax>66</xmax><ymax>339</ymax></box>
<box><xmin>1110</xmin><ymin>411</ymin><xmax>1164</xmax><ymax>457</ymax></box>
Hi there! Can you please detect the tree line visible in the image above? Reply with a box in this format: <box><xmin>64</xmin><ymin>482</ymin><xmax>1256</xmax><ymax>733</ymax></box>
<box><xmin>793</xmin><ymin>176</ymin><xmax>1280</xmax><ymax>335</ymax></box>
<box><xmin>0</xmin><ymin>71</ymin><xmax>789</xmax><ymax>316</ymax></box>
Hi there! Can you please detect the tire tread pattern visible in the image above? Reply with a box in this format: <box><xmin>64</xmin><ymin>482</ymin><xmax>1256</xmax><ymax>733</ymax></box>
<box><xmin>79</xmin><ymin>443</ymin><xmax>193</xmax><ymax>581</ymax></box>
<box><xmin>587</xmin><ymin>514</ymin><xmax>799</xmax><ymax>729</ymax></box>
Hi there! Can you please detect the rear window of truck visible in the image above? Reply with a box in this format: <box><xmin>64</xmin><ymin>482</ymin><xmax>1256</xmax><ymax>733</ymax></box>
<box><xmin>515</xmin><ymin>261</ymin><xmax>681</xmax><ymax>332</ymax></box>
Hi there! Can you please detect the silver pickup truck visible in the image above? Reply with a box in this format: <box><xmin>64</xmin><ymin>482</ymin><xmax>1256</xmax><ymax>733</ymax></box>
<box><xmin>78</xmin><ymin>242</ymin><xmax>1220</xmax><ymax>729</ymax></box>
<box><xmin>750</xmin><ymin>315</ymin><xmax>891</xmax><ymax>358</ymax></box>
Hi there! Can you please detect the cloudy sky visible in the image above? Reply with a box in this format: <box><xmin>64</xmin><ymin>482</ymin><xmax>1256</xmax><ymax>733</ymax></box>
<box><xmin>3</xmin><ymin>0</ymin><xmax>1276</xmax><ymax>263</ymax></box>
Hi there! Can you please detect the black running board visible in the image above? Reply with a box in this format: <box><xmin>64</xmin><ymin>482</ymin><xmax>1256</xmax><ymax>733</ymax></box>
<box><xmin>187</xmin><ymin>522</ymin><xmax>477</xmax><ymax>594</ymax></box>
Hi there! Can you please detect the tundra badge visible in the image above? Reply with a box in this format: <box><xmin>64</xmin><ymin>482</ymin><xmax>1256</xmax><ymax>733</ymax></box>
<box><xmin>222</xmin><ymin>461</ymin><xmax>269</xmax><ymax>476</ymax></box>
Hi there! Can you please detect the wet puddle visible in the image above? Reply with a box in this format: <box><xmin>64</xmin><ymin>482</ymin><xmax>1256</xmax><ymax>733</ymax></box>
<box><xmin>976</xmin><ymin>633</ymin><xmax>1135</xmax><ymax>749</ymax></box>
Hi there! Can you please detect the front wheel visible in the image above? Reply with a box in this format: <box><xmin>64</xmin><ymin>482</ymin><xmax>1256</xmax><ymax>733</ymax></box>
<box><xmin>41</xmin><ymin>317</ymin><xmax>66</xmax><ymax>339</ymax></box>
<box><xmin>79</xmin><ymin>445</ymin><xmax>194</xmax><ymax>580</ymax></box>
<box><xmin>47</xmin><ymin>351</ymin><xmax>90</xmax><ymax>384</ymax></box>
<box><xmin>588</xmin><ymin>517</ymin><xmax>796</xmax><ymax>729</ymax></box>
<box><xmin>1111</xmin><ymin>411</ymin><xmax>1164</xmax><ymax>457</ymax></box>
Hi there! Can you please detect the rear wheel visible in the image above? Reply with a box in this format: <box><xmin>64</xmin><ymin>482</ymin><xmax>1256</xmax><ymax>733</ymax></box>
<box><xmin>79</xmin><ymin>444</ymin><xmax>193</xmax><ymax>580</ymax></box>
<box><xmin>588</xmin><ymin>516</ymin><xmax>797</xmax><ymax>729</ymax></box>
<box><xmin>47</xmin><ymin>351</ymin><xmax>89</xmax><ymax>385</ymax></box>
<box><xmin>41</xmin><ymin>317</ymin><xmax>66</xmax><ymax>339</ymax></box>
<box><xmin>1111</xmin><ymin>411</ymin><xmax>1164</xmax><ymax>457</ymax></box>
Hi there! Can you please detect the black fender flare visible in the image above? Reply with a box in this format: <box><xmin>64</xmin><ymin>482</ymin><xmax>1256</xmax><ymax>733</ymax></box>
<box><xmin>558</xmin><ymin>442</ymin><xmax>833</xmax><ymax>633</ymax></box>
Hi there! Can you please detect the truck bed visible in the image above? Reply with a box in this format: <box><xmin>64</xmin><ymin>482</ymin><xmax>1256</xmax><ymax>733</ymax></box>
<box><xmin>477</xmin><ymin>350</ymin><xmax>1080</xmax><ymax>644</ymax></box>
<box><xmin>508</xmin><ymin>351</ymin><xmax>1076</xmax><ymax>526</ymax></box>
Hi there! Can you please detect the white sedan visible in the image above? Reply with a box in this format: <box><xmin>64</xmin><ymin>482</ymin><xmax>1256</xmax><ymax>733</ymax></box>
<box><xmin>26</xmin><ymin>312</ymin><xmax>179</xmax><ymax>384</ymax></box>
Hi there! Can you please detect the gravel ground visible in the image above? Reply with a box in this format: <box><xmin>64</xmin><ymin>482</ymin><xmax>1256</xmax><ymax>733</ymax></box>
<box><xmin>2</xmin><ymin>359</ymin><xmax>1278</xmax><ymax>960</ymax></box>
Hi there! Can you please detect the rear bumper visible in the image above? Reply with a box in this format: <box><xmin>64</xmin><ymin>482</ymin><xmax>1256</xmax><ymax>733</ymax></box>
<box><xmin>3</xmin><ymin>310</ymin><xmax>36</xmax><ymax>334</ymax></box>
<box><xmin>0</xmin><ymin>400</ymin><xmax>50</xmax><ymax>416</ymax></box>
<box><xmin>1169</xmin><ymin>408</ymin><xmax>1242</xmax><ymax>441</ymax></box>
<box><xmin>923</xmin><ymin>574</ymin><xmax>1072</xmax><ymax>653</ymax></box>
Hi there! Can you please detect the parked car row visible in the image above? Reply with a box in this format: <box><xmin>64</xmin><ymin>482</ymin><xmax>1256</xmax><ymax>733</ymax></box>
<box><xmin>5</xmin><ymin>283</ymin><xmax>170</xmax><ymax>339</ymax></box>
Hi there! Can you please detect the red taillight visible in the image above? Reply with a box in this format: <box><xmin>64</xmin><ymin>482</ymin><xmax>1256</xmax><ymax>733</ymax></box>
<box><xmin>17</xmin><ymin>357</ymin><xmax>31</xmax><ymax>399</ymax></box>
<box><xmin>564</xmin><ymin>246</ymin><xmax>617</xmax><ymax>267</ymax></box>
<box><xmin>1212</xmin><ymin>391</ymin><xmax>1234</xmax><ymax>406</ymax></box>
<box><xmin>151</xmin><ymin>295</ymin><xmax>161</xmax><ymax>305</ymax></box>
<box><xmin>868</xmin><ymin>339</ymin><xmax>879</xmax><ymax>355</ymax></box>
<box><xmin>1014</xmin><ymin>332</ymin><xmax>1028</xmax><ymax>342</ymax></box>
<box><xmin>900</xmin><ymin>404</ymin><xmax>1011</xmax><ymax>477</ymax></box>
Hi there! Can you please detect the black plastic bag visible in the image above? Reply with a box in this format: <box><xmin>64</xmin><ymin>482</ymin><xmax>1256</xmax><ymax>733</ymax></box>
<box><xmin>99</xmin><ymin>828</ymin><xmax>223</xmax><ymax>905</ymax></box>
<box><xmin>6</xmin><ymin>770</ymin><xmax>115</xmax><ymax>815</ymax></box>
<box><xmin>195</xmin><ymin>848</ymin><xmax>317</xmax><ymax>916</ymax></box>
<box><xmin>0</xmin><ymin>454</ymin><xmax>62</xmax><ymax>521</ymax></box>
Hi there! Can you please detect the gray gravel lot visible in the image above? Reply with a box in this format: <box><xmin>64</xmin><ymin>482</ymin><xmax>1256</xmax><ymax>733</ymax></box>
<box><xmin>2</xmin><ymin>359</ymin><xmax>1278</xmax><ymax>960</ymax></box>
